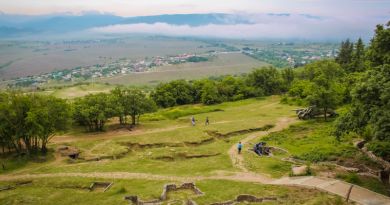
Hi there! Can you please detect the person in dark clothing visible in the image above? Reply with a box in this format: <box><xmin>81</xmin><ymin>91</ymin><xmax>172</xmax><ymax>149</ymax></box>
<box><xmin>205</xmin><ymin>117</ymin><xmax>209</xmax><ymax>125</ymax></box>
<box><xmin>191</xmin><ymin>116</ymin><xmax>196</xmax><ymax>126</ymax></box>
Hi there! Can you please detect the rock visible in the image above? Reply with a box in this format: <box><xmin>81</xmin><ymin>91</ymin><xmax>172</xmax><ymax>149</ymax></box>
<box><xmin>292</xmin><ymin>165</ymin><xmax>308</xmax><ymax>176</ymax></box>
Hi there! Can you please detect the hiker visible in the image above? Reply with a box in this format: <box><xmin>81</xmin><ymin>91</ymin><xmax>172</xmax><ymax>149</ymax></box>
<box><xmin>191</xmin><ymin>116</ymin><xmax>196</xmax><ymax>126</ymax></box>
<box><xmin>205</xmin><ymin>116</ymin><xmax>209</xmax><ymax>125</ymax></box>
<box><xmin>237</xmin><ymin>142</ymin><xmax>243</xmax><ymax>154</ymax></box>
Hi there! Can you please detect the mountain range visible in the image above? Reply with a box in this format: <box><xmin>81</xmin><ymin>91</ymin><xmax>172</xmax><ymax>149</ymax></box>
<box><xmin>0</xmin><ymin>13</ymin><xmax>255</xmax><ymax>37</ymax></box>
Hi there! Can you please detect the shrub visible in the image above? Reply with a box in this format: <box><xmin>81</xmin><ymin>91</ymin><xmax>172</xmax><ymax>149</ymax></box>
<box><xmin>367</xmin><ymin>140</ymin><xmax>390</xmax><ymax>161</ymax></box>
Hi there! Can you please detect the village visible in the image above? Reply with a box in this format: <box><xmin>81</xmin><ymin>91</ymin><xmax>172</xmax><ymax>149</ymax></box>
<box><xmin>10</xmin><ymin>52</ymin><xmax>211</xmax><ymax>87</ymax></box>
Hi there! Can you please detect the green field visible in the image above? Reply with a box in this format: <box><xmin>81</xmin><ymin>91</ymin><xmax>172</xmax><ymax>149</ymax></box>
<box><xmin>0</xmin><ymin>96</ymin><xmax>385</xmax><ymax>204</ymax></box>
<box><xmin>40</xmin><ymin>83</ymin><xmax>115</xmax><ymax>99</ymax></box>
<box><xmin>99</xmin><ymin>53</ymin><xmax>267</xmax><ymax>86</ymax></box>
<box><xmin>0</xmin><ymin>37</ymin><xmax>227</xmax><ymax>80</ymax></box>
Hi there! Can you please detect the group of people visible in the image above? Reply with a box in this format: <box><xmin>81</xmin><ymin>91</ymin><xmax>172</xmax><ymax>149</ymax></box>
<box><xmin>190</xmin><ymin>116</ymin><xmax>209</xmax><ymax>126</ymax></box>
<box><xmin>189</xmin><ymin>116</ymin><xmax>269</xmax><ymax>157</ymax></box>
<box><xmin>236</xmin><ymin>141</ymin><xmax>270</xmax><ymax>156</ymax></box>
<box><xmin>253</xmin><ymin>142</ymin><xmax>270</xmax><ymax>156</ymax></box>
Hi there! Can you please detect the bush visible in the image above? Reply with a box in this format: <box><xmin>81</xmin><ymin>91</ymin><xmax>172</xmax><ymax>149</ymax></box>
<box><xmin>336</xmin><ymin>173</ymin><xmax>362</xmax><ymax>184</ymax></box>
<box><xmin>367</xmin><ymin>140</ymin><xmax>390</xmax><ymax>160</ymax></box>
<box><xmin>297</xmin><ymin>149</ymin><xmax>329</xmax><ymax>162</ymax></box>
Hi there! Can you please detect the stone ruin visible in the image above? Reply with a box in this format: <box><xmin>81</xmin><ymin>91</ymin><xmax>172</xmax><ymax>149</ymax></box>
<box><xmin>89</xmin><ymin>182</ymin><xmax>113</xmax><ymax>192</ymax></box>
<box><xmin>160</xmin><ymin>182</ymin><xmax>203</xmax><ymax>201</ymax></box>
<box><xmin>125</xmin><ymin>182</ymin><xmax>203</xmax><ymax>205</ymax></box>
<box><xmin>57</xmin><ymin>145</ymin><xmax>80</xmax><ymax>159</ymax></box>
<box><xmin>125</xmin><ymin>182</ymin><xmax>278</xmax><ymax>205</ymax></box>
<box><xmin>0</xmin><ymin>180</ymin><xmax>32</xmax><ymax>192</ymax></box>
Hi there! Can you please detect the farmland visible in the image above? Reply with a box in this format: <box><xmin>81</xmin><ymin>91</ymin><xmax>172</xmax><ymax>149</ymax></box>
<box><xmin>0</xmin><ymin>37</ymin><xmax>226</xmax><ymax>80</ymax></box>
<box><xmin>99</xmin><ymin>52</ymin><xmax>267</xmax><ymax>86</ymax></box>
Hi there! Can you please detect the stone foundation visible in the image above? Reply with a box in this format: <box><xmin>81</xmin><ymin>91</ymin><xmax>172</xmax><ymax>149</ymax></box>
<box><xmin>125</xmin><ymin>182</ymin><xmax>203</xmax><ymax>205</ymax></box>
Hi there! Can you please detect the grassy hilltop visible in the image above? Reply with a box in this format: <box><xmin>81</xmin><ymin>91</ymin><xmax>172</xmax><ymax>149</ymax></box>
<box><xmin>1</xmin><ymin>96</ymin><xmax>386</xmax><ymax>204</ymax></box>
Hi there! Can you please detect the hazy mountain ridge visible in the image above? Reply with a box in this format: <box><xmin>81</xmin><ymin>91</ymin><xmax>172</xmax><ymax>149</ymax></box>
<box><xmin>0</xmin><ymin>13</ymin><xmax>314</xmax><ymax>37</ymax></box>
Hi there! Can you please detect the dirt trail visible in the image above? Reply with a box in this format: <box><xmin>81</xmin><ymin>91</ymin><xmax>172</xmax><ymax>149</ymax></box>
<box><xmin>228</xmin><ymin>117</ymin><xmax>297</xmax><ymax>172</ymax></box>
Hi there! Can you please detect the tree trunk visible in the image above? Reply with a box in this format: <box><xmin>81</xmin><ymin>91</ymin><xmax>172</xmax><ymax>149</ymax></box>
<box><xmin>324</xmin><ymin>107</ymin><xmax>328</xmax><ymax>121</ymax></box>
<box><xmin>131</xmin><ymin>114</ymin><xmax>136</xmax><ymax>126</ymax></box>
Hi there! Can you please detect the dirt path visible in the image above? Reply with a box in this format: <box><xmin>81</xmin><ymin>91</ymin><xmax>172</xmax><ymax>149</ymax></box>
<box><xmin>228</xmin><ymin>117</ymin><xmax>297</xmax><ymax>172</ymax></box>
<box><xmin>1</xmin><ymin>171</ymin><xmax>388</xmax><ymax>205</ymax></box>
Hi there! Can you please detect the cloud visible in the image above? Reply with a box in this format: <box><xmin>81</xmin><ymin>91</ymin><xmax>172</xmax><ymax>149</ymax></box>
<box><xmin>90</xmin><ymin>13</ymin><xmax>386</xmax><ymax>41</ymax></box>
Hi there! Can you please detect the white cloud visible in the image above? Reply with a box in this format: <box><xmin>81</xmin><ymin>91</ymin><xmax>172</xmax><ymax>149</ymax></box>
<box><xmin>91</xmin><ymin>14</ymin><xmax>386</xmax><ymax>40</ymax></box>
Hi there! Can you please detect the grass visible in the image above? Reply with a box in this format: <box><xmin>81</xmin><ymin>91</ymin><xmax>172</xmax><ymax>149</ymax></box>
<box><xmin>39</xmin><ymin>83</ymin><xmax>115</xmax><ymax>99</ymax></box>
<box><xmin>0</xmin><ymin>177</ymin><xmax>348</xmax><ymax>205</ymax></box>
<box><xmin>0</xmin><ymin>96</ymin><xmax>379</xmax><ymax>203</ymax></box>
<box><xmin>244</xmin><ymin>118</ymin><xmax>388</xmax><ymax>195</ymax></box>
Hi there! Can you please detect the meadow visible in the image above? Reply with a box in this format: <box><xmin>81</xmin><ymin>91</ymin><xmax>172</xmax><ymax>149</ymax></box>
<box><xmin>1</xmin><ymin>96</ymin><xmax>384</xmax><ymax>204</ymax></box>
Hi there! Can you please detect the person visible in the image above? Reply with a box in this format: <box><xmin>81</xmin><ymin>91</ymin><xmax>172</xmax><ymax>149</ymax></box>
<box><xmin>205</xmin><ymin>116</ymin><xmax>209</xmax><ymax>125</ymax></box>
<box><xmin>191</xmin><ymin>116</ymin><xmax>196</xmax><ymax>126</ymax></box>
<box><xmin>237</xmin><ymin>142</ymin><xmax>243</xmax><ymax>154</ymax></box>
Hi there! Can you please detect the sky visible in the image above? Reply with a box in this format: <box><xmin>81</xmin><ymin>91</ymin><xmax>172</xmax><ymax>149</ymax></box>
<box><xmin>0</xmin><ymin>0</ymin><xmax>389</xmax><ymax>40</ymax></box>
<box><xmin>1</xmin><ymin>0</ymin><xmax>389</xmax><ymax>18</ymax></box>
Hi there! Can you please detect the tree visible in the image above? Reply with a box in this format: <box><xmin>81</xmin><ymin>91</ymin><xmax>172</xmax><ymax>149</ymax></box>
<box><xmin>247</xmin><ymin>67</ymin><xmax>283</xmax><ymax>95</ymax></box>
<box><xmin>26</xmin><ymin>96</ymin><xmax>71</xmax><ymax>153</ymax></box>
<box><xmin>281</xmin><ymin>67</ymin><xmax>295</xmax><ymax>90</ymax></box>
<box><xmin>151</xmin><ymin>80</ymin><xmax>194</xmax><ymax>107</ymax></box>
<box><xmin>201</xmin><ymin>81</ymin><xmax>222</xmax><ymax>105</ymax></box>
<box><xmin>301</xmin><ymin>60</ymin><xmax>344</xmax><ymax>82</ymax></box>
<box><xmin>73</xmin><ymin>93</ymin><xmax>116</xmax><ymax>132</ymax></box>
<box><xmin>336</xmin><ymin>39</ymin><xmax>354</xmax><ymax>70</ymax></box>
<box><xmin>306</xmin><ymin>80</ymin><xmax>342</xmax><ymax>121</ymax></box>
<box><xmin>0</xmin><ymin>92</ymin><xmax>71</xmax><ymax>155</ymax></box>
<box><xmin>335</xmin><ymin>21</ymin><xmax>390</xmax><ymax>151</ymax></box>
<box><xmin>351</xmin><ymin>38</ymin><xmax>366</xmax><ymax>72</ymax></box>
<box><xmin>366</xmin><ymin>21</ymin><xmax>390</xmax><ymax>67</ymax></box>
<box><xmin>124</xmin><ymin>88</ymin><xmax>156</xmax><ymax>125</ymax></box>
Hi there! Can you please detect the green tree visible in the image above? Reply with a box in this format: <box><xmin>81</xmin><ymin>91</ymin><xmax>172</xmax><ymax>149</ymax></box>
<box><xmin>26</xmin><ymin>96</ymin><xmax>71</xmax><ymax>153</ymax></box>
<box><xmin>366</xmin><ymin>21</ymin><xmax>390</xmax><ymax>67</ymax></box>
<box><xmin>151</xmin><ymin>80</ymin><xmax>194</xmax><ymax>107</ymax></box>
<box><xmin>281</xmin><ymin>67</ymin><xmax>295</xmax><ymax>90</ymax></box>
<box><xmin>201</xmin><ymin>81</ymin><xmax>222</xmax><ymax>105</ymax></box>
<box><xmin>0</xmin><ymin>92</ymin><xmax>71</xmax><ymax>155</ymax></box>
<box><xmin>247</xmin><ymin>67</ymin><xmax>283</xmax><ymax>95</ymax></box>
<box><xmin>351</xmin><ymin>38</ymin><xmax>366</xmax><ymax>72</ymax></box>
<box><xmin>73</xmin><ymin>93</ymin><xmax>116</xmax><ymax>132</ymax></box>
<box><xmin>306</xmin><ymin>80</ymin><xmax>342</xmax><ymax>121</ymax></box>
<box><xmin>336</xmin><ymin>39</ymin><xmax>354</xmax><ymax>70</ymax></box>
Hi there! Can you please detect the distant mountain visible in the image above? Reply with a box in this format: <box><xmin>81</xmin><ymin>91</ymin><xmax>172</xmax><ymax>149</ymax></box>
<box><xmin>0</xmin><ymin>12</ymin><xmax>329</xmax><ymax>39</ymax></box>
<box><xmin>120</xmin><ymin>13</ymin><xmax>251</xmax><ymax>26</ymax></box>
<box><xmin>0</xmin><ymin>13</ymin><xmax>254</xmax><ymax>37</ymax></box>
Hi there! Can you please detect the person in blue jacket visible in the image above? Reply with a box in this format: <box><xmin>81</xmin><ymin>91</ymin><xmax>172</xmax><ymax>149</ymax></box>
<box><xmin>237</xmin><ymin>142</ymin><xmax>243</xmax><ymax>154</ymax></box>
